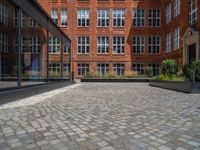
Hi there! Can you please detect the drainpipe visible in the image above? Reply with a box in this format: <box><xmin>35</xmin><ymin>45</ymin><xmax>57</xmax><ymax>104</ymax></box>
<box><xmin>71</xmin><ymin>0</ymin><xmax>75</xmax><ymax>82</ymax></box>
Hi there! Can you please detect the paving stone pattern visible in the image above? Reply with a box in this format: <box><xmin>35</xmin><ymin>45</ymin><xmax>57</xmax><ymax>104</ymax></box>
<box><xmin>0</xmin><ymin>83</ymin><xmax>200</xmax><ymax>150</ymax></box>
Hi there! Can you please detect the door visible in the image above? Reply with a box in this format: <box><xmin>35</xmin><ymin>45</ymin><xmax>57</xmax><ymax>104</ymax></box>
<box><xmin>188</xmin><ymin>44</ymin><xmax>196</xmax><ymax>64</ymax></box>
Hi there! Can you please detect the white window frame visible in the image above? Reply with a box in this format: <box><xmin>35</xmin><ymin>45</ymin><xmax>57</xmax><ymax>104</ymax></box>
<box><xmin>61</xmin><ymin>9</ymin><xmax>67</xmax><ymax>27</ymax></box>
<box><xmin>97</xmin><ymin>36</ymin><xmax>109</xmax><ymax>54</ymax></box>
<box><xmin>132</xmin><ymin>36</ymin><xmax>145</xmax><ymax>54</ymax></box>
<box><xmin>189</xmin><ymin>0</ymin><xmax>198</xmax><ymax>25</ymax></box>
<box><xmin>174</xmin><ymin>0</ymin><xmax>180</xmax><ymax>17</ymax></box>
<box><xmin>14</xmin><ymin>36</ymin><xmax>25</xmax><ymax>53</ymax></box>
<box><xmin>63</xmin><ymin>63</ymin><xmax>70</xmax><ymax>77</ymax></box>
<box><xmin>112</xmin><ymin>63</ymin><xmax>125</xmax><ymax>77</ymax></box>
<box><xmin>51</xmin><ymin>9</ymin><xmax>58</xmax><ymax>25</ymax></box>
<box><xmin>113</xmin><ymin>9</ymin><xmax>125</xmax><ymax>27</ymax></box>
<box><xmin>97</xmin><ymin>63</ymin><xmax>109</xmax><ymax>75</ymax></box>
<box><xmin>166</xmin><ymin>3</ymin><xmax>171</xmax><ymax>24</ymax></box>
<box><xmin>29</xmin><ymin>36</ymin><xmax>40</xmax><ymax>54</ymax></box>
<box><xmin>49</xmin><ymin>37</ymin><xmax>61</xmax><ymax>54</ymax></box>
<box><xmin>149</xmin><ymin>63</ymin><xmax>160</xmax><ymax>76</ymax></box>
<box><xmin>97</xmin><ymin>9</ymin><xmax>109</xmax><ymax>27</ymax></box>
<box><xmin>133</xmin><ymin>64</ymin><xmax>144</xmax><ymax>75</ymax></box>
<box><xmin>77</xmin><ymin>36</ymin><xmax>89</xmax><ymax>54</ymax></box>
<box><xmin>113</xmin><ymin>36</ymin><xmax>125</xmax><ymax>54</ymax></box>
<box><xmin>0</xmin><ymin>3</ymin><xmax>8</xmax><ymax>25</ymax></box>
<box><xmin>149</xmin><ymin>9</ymin><xmax>161</xmax><ymax>27</ymax></box>
<box><xmin>133</xmin><ymin>9</ymin><xmax>144</xmax><ymax>27</ymax></box>
<box><xmin>166</xmin><ymin>33</ymin><xmax>171</xmax><ymax>53</ymax></box>
<box><xmin>77</xmin><ymin>9</ymin><xmax>90</xmax><ymax>27</ymax></box>
<box><xmin>148</xmin><ymin>36</ymin><xmax>160</xmax><ymax>54</ymax></box>
<box><xmin>77</xmin><ymin>63</ymin><xmax>89</xmax><ymax>77</ymax></box>
<box><xmin>49</xmin><ymin>63</ymin><xmax>60</xmax><ymax>76</ymax></box>
<box><xmin>174</xmin><ymin>27</ymin><xmax>180</xmax><ymax>50</ymax></box>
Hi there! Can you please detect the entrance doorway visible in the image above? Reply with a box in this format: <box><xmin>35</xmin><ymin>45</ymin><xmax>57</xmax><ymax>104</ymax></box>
<box><xmin>188</xmin><ymin>44</ymin><xmax>196</xmax><ymax>64</ymax></box>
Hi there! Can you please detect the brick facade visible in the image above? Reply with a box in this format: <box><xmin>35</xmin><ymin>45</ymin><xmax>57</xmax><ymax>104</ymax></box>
<box><xmin>38</xmin><ymin>0</ymin><xmax>200</xmax><ymax>78</ymax></box>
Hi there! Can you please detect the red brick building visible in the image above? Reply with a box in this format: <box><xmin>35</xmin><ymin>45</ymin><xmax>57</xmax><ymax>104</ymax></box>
<box><xmin>38</xmin><ymin>0</ymin><xmax>200</xmax><ymax>78</ymax></box>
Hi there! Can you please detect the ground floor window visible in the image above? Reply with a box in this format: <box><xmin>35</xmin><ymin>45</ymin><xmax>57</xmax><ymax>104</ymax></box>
<box><xmin>112</xmin><ymin>63</ymin><xmax>125</xmax><ymax>76</ymax></box>
<box><xmin>77</xmin><ymin>63</ymin><xmax>89</xmax><ymax>77</ymax></box>
<box><xmin>133</xmin><ymin>64</ymin><xmax>144</xmax><ymax>75</ymax></box>
<box><xmin>149</xmin><ymin>63</ymin><xmax>160</xmax><ymax>76</ymax></box>
<box><xmin>49</xmin><ymin>63</ymin><xmax>60</xmax><ymax>77</ymax></box>
<box><xmin>63</xmin><ymin>64</ymin><xmax>70</xmax><ymax>78</ymax></box>
<box><xmin>97</xmin><ymin>63</ymin><xmax>109</xmax><ymax>75</ymax></box>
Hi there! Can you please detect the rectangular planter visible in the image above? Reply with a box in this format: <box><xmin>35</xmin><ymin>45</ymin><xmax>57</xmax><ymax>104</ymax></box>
<box><xmin>149</xmin><ymin>80</ymin><xmax>200</xmax><ymax>93</ymax></box>
<box><xmin>81</xmin><ymin>78</ymin><xmax>149</xmax><ymax>82</ymax></box>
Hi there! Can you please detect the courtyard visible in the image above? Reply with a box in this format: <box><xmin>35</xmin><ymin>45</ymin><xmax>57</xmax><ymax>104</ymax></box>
<box><xmin>0</xmin><ymin>83</ymin><xmax>200</xmax><ymax>150</ymax></box>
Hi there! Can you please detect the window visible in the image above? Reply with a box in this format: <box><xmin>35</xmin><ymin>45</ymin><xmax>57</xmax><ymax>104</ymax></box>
<box><xmin>189</xmin><ymin>0</ymin><xmax>198</xmax><ymax>25</ymax></box>
<box><xmin>132</xmin><ymin>36</ymin><xmax>144</xmax><ymax>54</ymax></box>
<box><xmin>113</xmin><ymin>37</ymin><xmax>125</xmax><ymax>54</ymax></box>
<box><xmin>63</xmin><ymin>64</ymin><xmax>70</xmax><ymax>77</ymax></box>
<box><xmin>97</xmin><ymin>9</ymin><xmax>109</xmax><ymax>27</ymax></box>
<box><xmin>61</xmin><ymin>9</ymin><xmax>67</xmax><ymax>26</ymax></box>
<box><xmin>14</xmin><ymin>9</ymin><xmax>24</xmax><ymax>27</ymax></box>
<box><xmin>149</xmin><ymin>9</ymin><xmax>160</xmax><ymax>27</ymax></box>
<box><xmin>174</xmin><ymin>27</ymin><xmax>180</xmax><ymax>50</ymax></box>
<box><xmin>14</xmin><ymin>36</ymin><xmax>25</xmax><ymax>53</ymax></box>
<box><xmin>113</xmin><ymin>9</ymin><xmax>125</xmax><ymax>27</ymax></box>
<box><xmin>63</xmin><ymin>45</ymin><xmax>70</xmax><ymax>54</ymax></box>
<box><xmin>165</xmin><ymin>33</ymin><xmax>171</xmax><ymax>53</ymax></box>
<box><xmin>113</xmin><ymin>64</ymin><xmax>124</xmax><ymax>76</ymax></box>
<box><xmin>29</xmin><ymin>17</ymin><xmax>39</xmax><ymax>27</ymax></box>
<box><xmin>77</xmin><ymin>63</ymin><xmax>89</xmax><ymax>77</ymax></box>
<box><xmin>29</xmin><ymin>36</ymin><xmax>40</xmax><ymax>54</ymax></box>
<box><xmin>133</xmin><ymin>9</ymin><xmax>144</xmax><ymax>27</ymax></box>
<box><xmin>97</xmin><ymin>63</ymin><xmax>109</xmax><ymax>75</ymax></box>
<box><xmin>97</xmin><ymin>36</ymin><xmax>109</xmax><ymax>54</ymax></box>
<box><xmin>174</xmin><ymin>0</ymin><xmax>180</xmax><ymax>17</ymax></box>
<box><xmin>133</xmin><ymin>64</ymin><xmax>144</xmax><ymax>75</ymax></box>
<box><xmin>0</xmin><ymin>33</ymin><xmax>8</xmax><ymax>53</ymax></box>
<box><xmin>166</xmin><ymin>3</ymin><xmax>171</xmax><ymax>24</ymax></box>
<box><xmin>0</xmin><ymin>3</ymin><xmax>8</xmax><ymax>25</ymax></box>
<box><xmin>51</xmin><ymin>9</ymin><xmax>58</xmax><ymax>25</ymax></box>
<box><xmin>77</xmin><ymin>36</ymin><xmax>89</xmax><ymax>54</ymax></box>
<box><xmin>148</xmin><ymin>36</ymin><xmax>160</xmax><ymax>54</ymax></box>
<box><xmin>78</xmin><ymin>9</ymin><xmax>90</xmax><ymax>27</ymax></box>
<box><xmin>49</xmin><ymin>63</ymin><xmax>60</xmax><ymax>76</ymax></box>
<box><xmin>149</xmin><ymin>64</ymin><xmax>160</xmax><ymax>76</ymax></box>
<box><xmin>49</xmin><ymin>37</ymin><xmax>61</xmax><ymax>54</ymax></box>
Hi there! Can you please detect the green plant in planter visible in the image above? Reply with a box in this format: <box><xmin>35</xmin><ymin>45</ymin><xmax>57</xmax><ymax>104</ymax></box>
<box><xmin>160</xmin><ymin>59</ymin><xmax>178</xmax><ymax>76</ymax></box>
<box><xmin>183</xmin><ymin>60</ymin><xmax>200</xmax><ymax>82</ymax></box>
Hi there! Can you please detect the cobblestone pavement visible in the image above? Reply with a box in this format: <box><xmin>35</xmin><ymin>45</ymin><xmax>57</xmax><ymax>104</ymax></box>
<box><xmin>0</xmin><ymin>83</ymin><xmax>200</xmax><ymax>150</ymax></box>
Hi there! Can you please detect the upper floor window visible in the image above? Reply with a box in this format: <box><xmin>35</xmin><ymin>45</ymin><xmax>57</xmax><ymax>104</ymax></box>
<box><xmin>149</xmin><ymin>9</ymin><xmax>160</xmax><ymax>27</ymax></box>
<box><xmin>0</xmin><ymin>3</ymin><xmax>8</xmax><ymax>25</ymax></box>
<box><xmin>132</xmin><ymin>36</ymin><xmax>145</xmax><ymax>54</ymax></box>
<box><xmin>113</xmin><ymin>36</ymin><xmax>125</xmax><ymax>54</ymax></box>
<box><xmin>78</xmin><ymin>9</ymin><xmax>90</xmax><ymax>27</ymax></box>
<box><xmin>63</xmin><ymin>45</ymin><xmax>70</xmax><ymax>54</ymax></box>
<box><xmin>166</xmin><ymin>3</ymin><xmax>171</xmax><ymax>24</ymax></box>
<box><xmin>29</xmin><ymin>17</ymin><xmax>39</xmax><ymax>27</ymax></box>
<box><xmin>148</xmin><ymin>36</ymin><xmax>160</xmax><ymax>54</ymax></box>
<box><xmin>133</xmin><ymin>9</ymin><xmax>144</xmax><ymax>27</ymax></box>
<box><xmin>51</xmin><ymin>9</ymin><xmax>58</xmax><ymax>25</ymax></box>
<box><xmin>174</xmin><ymin>27</ymin><xmax>180</xmax><ymax>50</ymax></box>
<box><xmin>77</xmin><ymin>36</ymin><xmax>89</xmax><ymax>54</ymax></box>
<box><xmin>49</xmin><ymin>37</ymin><xmax>61</xmax><ymax>54</ymax></box>
<box><xmin>29</xmin><ymin>36</ymin><xmax>41</xmax><ymax>54</ymax></box>
<box><xmin>165</xmin><ymin>33</ymin><xmax>171</xmax><ymax>53</ymax></box>
<box><xmin>0</xmin><ymin>33</ymin><xmax>8</xmax><ymax>53</ymax></box>
<box><xmin>97</xmin><ymin>36</ymin><xmax>109</xmax><ymax>54</ymax></box>
<box><xmin>14</xmin><ymin>10</ymin><xmax>24</xmax><ymax>27</ymax></box>
<box><xmin>189</xmin><ymin>0</ymin><xmax>198</xmax><ymax>25</ymax></box>
<box><xmin>113</xmin><ymin>9</ymin><xmax>125</xmax><ymax>27</ymax></box>
<box><xmin>61</xmin><ymin>9</ymin><xmax>67</xmax><ymax>27</ymax></box>
<box><xmin>97</xmin><ymin>9</ymin><xmax>109</xmax><ymax>27</ymax></box>
<box><xmin>174</xmin><ymin>0</ymin><xmax>180</xmax><ymax>17</ymax></box>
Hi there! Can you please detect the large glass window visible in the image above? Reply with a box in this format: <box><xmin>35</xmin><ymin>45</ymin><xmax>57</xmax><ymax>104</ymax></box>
<box><xmin>174</xmin><ymin>0</ymin><xmax>180</xmax><ymax>17</ymax></box>
<box><xmin>148</xmin><ymin>36</ymin><xmax>160</xmax><ymax>54</ymax></box>
<box><xmin>97</xmin><ymin>9</ymin><xmax>109</xmax><ymax>27</ymax></box>
<box><xmin>113</xmin><ymin>36</ymin><xmax>125</xmax><ymax>54</ymax></box>
<box><xmin>132</xmin><ymin>36</ymin><xmax>144</xmax><ymax>54</ymax></box>
<box><xmin>61</xmin><ymin>9</ymin><xmax>67</xmax><ymax>27</ymax></box>
<box><xmin>49</xmin><ymin>37</ymin><xmax>61</xmax><ymax>54</ymax></box>
<box><xmin>149</xmin><ymin>64</ymin><xmax>160</xmax><ymax>76</ymax></box>
<box><xmin>133</xmin><ymin>9</ymin><xmax>144</xmax><ymax>27</ymax></box>
<box><xmin>149</xmin><ymin>9</ymin><xmax>160</xmax><ymax>27</ymax></box>
<box><xmin>78</xmin><ymin>9</ymin><xmax>90</xmax><ymax>27</ymax></box>
<box><xmin>77</xmin><ymin>63</ymin><xmax>89</xmax><ymax>77</ymax></box>
<box><xmin>166</xmin><ymin>3</ymin><xmax>171</xmax><ymax>24</ymax></box>
<box><xmin>112</xmin><ymin>64</ymin><xmax>125</xmax><ymax>76</ymax></box>
<box><xmin>51</xmin><ymin>9</ymin><xmax>58</xmax><ymax>25</ymax></box>
<box><xmin>77</xmin><ymin>36</ymin><xmax>89</xmax><ymax>54</ymax></box>
<box><xmin>97</xmin><ymin>36</ymin><xmax>109</xmax><ymax>54</ymax></box>
<box><xmin>189</xmin><ymin>0</ymin><xmax>198</xmax><ymax>25</ymax></box>
<box><xmin>97</xmin><ymin>63</ymin><xmax>109</xmax><ymax>75</ymax></box>
<box><xmin>113</xmin><ymin>9</ymin><xmax>125</xmax><ymax>27</ymax></box>
<box><xmin>133</xmin><ymin>64</ymin><xmax>144</xmax><ymax>75</ymax></box>
<box><xmin>165</xmin><ymin>33</ymin><xmax>171</xmax><ymax>53</ymax></box>
<box><xmin>173</xmin><ymin>27</ymin><xmax>180</xmax><ymax>50</ymax></box>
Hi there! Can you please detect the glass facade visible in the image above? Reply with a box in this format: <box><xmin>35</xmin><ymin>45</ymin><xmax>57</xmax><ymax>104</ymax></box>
<box><xmin>0</xmin><ymin>0</ymin><xmax>70</xmax><ymax>91</ymax></box>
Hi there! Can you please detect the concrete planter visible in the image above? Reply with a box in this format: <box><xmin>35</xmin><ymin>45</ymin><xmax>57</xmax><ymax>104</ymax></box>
<box><xmin>149</xmin><ymin>80</ymin><xmax>200</xmax><ymax>93</ymax></box>
<box><xmin>81</xmin><ymin>78</ymin><xmax>149</xmax><ymax>82</ymax></box>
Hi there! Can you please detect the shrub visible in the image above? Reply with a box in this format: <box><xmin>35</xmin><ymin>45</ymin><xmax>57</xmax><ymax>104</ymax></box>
<box><xmin>159</xmin><ymin>74</ymin><xmax>185</xmax><ymax>81</ymax></box>
<box><xmin>85</xmin><ymin>72</ymin><xmax>100</xmax><ymax>78</ymax></box>
<box><xmin>183</xmin><ymin>60</ymin><xmax>200</xmax><ymax>82</ymax></box>
<box><xmin>125</xmin><ymin>71</ymin><xmax>139</xmax><ymax>78</ymax></box>
<box><xmin>102</xmin><ymin>72</ymin><xmax>116</xmax><ymax>78</ymax></box>
<box><xmin>145</xmin><ymin>66</ymin><xmax>153</xmax><ymax>78</ymax></box>
<box><xmin>160</xmin><ymin>59</ymin><xmax>178</xmax><ymax>76</ymax></box>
